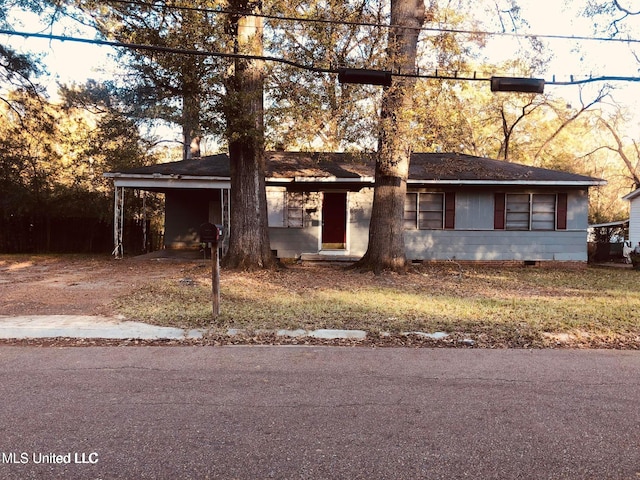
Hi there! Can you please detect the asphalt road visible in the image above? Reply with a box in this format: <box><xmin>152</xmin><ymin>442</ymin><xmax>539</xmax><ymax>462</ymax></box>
<box><xmin>0</xmin><ymin>347</ymin><xmax>638</xmax><ymax>479</ymax></box>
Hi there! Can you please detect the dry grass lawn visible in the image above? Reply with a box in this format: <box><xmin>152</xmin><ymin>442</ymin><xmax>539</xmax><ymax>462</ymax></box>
<box><xmin>113</xmin><ymin>262</ymin><xmax>640</xmax><ymax>348</ymax></box>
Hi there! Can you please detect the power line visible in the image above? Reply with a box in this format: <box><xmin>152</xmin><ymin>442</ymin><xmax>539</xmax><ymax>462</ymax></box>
<box><xmin>100</xmin><ymin>0</ymin><xmax>640</xmax><ymax>45</ymax></box>
<box><xmin>2</xmin><ymin>29</ymin><xmax>640</xmax><ymax>87</ymax></box>
<box><xmin>0</xmin><ymin>28</ymin><xmax>333</xmax><ymax>74</ymax></box>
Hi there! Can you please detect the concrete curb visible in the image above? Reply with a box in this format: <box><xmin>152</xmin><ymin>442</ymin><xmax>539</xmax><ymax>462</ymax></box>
<box><xmin>0</xmin><ymin>315</ymin><xmax>457</xmax><ymax>342</ymax></box>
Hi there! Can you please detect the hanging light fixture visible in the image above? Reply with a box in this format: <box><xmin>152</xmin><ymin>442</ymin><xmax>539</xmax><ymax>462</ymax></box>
<box><xmin>490</xmin><ymin>76</ymin><xmax>545</xmax><ymax>93</ymax></box>
<box><xmin>338</xmin><ymin>68</ymin><xmax>393</xmax><ymax>87</ymax></box>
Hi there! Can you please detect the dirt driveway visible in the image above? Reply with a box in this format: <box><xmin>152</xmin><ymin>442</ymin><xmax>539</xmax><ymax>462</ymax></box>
<box><xmin>0</xmin><ymin>254</ymin><xmax>196</xmax><ymax>317</ymax></box>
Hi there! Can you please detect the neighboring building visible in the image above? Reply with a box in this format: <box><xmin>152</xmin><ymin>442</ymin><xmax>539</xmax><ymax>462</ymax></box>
<box><xmin>587</xmin><ymin>220</ymin><xmax>629</xmax><ymax>263</ymax></box>
<box><xmin>622</xmin><ymin>189</ymin><xmax>640</xmax><ymax>250</ymax></box>
<box><xmin>105</xmin><ymin>151</ymin><xmax>605</xmax><ymax>264</ymax></box>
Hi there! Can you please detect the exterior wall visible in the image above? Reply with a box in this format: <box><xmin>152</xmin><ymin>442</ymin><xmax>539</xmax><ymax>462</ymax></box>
<box><xmin>404</xmin><ymin>189</ymin><xmax>590</xmax><ymax>262</ymax></box>
<box><xmin>566</xmin><ymin>189</ymin><xmax>589</xmax><ymax>230</ymax></box>
<box><xmin>269</xmin><ymin>225</ymin><xmax>320</xmax><ymax>258</ymax></box>
<box><xmin>269</xmin><ymin>189</ymin><xmax>372</xmax><ymax>259</ymax></box>
<box><xmin>629</xmin><ymin>195</ymin><xmax>640</xmax><ymax>249</ymax></box>
<box><xmin>165</xmin><ymin>190</ymin><xmax>218</xmax><ymax>249</ymax></box>
<box><xmin>164</xmin><ymin>187</ymin><xmax>591</xmax><ymax>262</ymax></box>
<box><xmin>345</xmin><ymin>188</ymin><xmax>372</xmax><ymax>256</ymax></box>
<box><xmin>404</xmin><ymin>230</ymin><xmax>588</xmax><ymax>261</ymax></box>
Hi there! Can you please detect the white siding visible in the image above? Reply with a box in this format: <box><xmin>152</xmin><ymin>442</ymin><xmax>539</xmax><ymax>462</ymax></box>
<box><xmin>629</xmin><ymin>196</ymin><xmax>640</xmax><ymax>248</ymax></box>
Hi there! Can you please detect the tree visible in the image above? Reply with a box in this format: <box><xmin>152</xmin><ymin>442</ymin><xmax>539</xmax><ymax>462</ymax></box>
<box><xmin>353</xmin><ymin>0</ymin><xmax>426</xmax><ymax>273</ymax></box>
<box><xmin>265</xmin><ymin>0</ymin><xmax>387</xmax><ymax>151</ymax></box>
<box><xmin>598</xmin><ymin>112</ymin><xmax>640</xmax><ymax>189</ymax></box>
<box><xmin>221</xmin><ymin>1</ymin><xmax>275</xmax><ymax>270</ymax></box>
<box><xmin>0</xmin><ymin>1</ymin><xmax>47</xmax><ymax>114</ymax></box>
<box><xmin>55</xmin><ymin>1</ymin><xmax>274</xmax><ymax>267</ymax></box>
<box><xmin>60</xmin><ymin>0</ymin><xmax>226</xmax><ymax>159</ymax></box>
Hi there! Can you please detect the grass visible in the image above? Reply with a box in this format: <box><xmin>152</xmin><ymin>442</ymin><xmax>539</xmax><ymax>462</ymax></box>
<box><xmin>112</xmin><ymin>262</ymin><xmax>640</xmax><ymax>347</ymax></box>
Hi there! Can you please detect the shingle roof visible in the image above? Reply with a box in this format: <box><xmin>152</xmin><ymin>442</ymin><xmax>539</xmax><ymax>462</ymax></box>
<box><xmin>111</xmin><ymin>151</ymin><xmax>603</xmax><ymax>185</ymax></box>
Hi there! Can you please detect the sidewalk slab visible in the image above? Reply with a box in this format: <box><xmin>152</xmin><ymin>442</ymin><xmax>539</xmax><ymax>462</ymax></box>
<box><xmin>0</xmin><ymin>315</ymin><xmax>202</xmax><ymax>340</ymax></box>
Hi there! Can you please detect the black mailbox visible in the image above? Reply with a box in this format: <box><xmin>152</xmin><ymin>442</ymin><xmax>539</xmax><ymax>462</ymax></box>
<box><xmin>199</xmin><ymin>222</ymin><xmax>219</xmax><ymax>244</ymax></box>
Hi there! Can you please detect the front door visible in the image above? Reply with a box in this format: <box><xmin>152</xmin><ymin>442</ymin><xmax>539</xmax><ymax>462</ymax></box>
<box><xmin>321</xmin><ymin>192</ymin><xmax>347</xmax><ymax>250</ymax></box>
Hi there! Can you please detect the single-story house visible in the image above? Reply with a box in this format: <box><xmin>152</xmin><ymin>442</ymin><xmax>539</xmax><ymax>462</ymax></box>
<box><xmin>105</xmin><ymin>151</ymin><xmax>605</xmax><ymax>264</ymax></box>
<box><xmin>622</xmin><ymin>189</ymin><xmax>640</xmax><ymax>249</ymax></box>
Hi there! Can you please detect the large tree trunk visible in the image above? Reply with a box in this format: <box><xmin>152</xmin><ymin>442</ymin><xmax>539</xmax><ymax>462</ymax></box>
<box><xmin>182</xmin><ymin>74</ymin><xmax>201</xmax><ymax>159</ymax></box>
<box><xmin>222</xmin><ymin>1</ymin><xmax>274</xmax><ymax>270</ymax></box>
<box><xmin>354</xmin><ymin>0</ymin><xmax>426</xmax><ymax>274</ymax></box>
<box><xmin>180</xmin><ymin>6</ymin><xmax>202</xmax><ymax>160</ymax></box>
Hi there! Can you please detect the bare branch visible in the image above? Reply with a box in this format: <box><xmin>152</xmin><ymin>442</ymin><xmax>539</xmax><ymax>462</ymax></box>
<box><xmin>613</xmin><ymin>0</ymin><xmax>640</xmax><ymax>16</ymax></box>
<box><xmin>599</xmin><ymin>118</ymin><xmax>640</xmax><ymax>187</ymax></box>
<box><xmin>534</xmin><ymin>85</ymin><xmax>609</xmax><ymax>163</ymax></box>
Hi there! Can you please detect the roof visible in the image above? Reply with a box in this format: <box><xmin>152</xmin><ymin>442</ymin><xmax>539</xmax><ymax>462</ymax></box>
<box><xmin>105</xmin><ymin>151</ymin><xmax>605</xmax><ymax>188</ymax></box>
<box><xmin>588</xmin><ymin>220</ymin><xmax>629</xmax><ymax>228</ymax></box>
<box><xmin>622</xmin><ymin>188</ymin><xmax>640</xmax><ymax>201</ymax></box>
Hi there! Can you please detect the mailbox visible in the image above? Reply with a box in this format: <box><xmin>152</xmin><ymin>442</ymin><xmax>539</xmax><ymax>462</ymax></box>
<box><xmin>199</xmin><ymin>222</ymin><xmax>219</xmax><ymax>244</ymax></box>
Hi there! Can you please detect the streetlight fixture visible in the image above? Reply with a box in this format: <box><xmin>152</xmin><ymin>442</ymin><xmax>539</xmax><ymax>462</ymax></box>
<box><xmin>490</xmin><ymin>76</ymin><xmax>545</xmax><ymax>93</ymax></box>
<box><xmin>338</xmin><ymin>68</ymin><xmax>393</xmax><ymax>87</ymax></box>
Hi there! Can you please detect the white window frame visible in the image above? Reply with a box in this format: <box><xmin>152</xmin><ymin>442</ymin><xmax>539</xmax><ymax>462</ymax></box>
<box><xmin>404</xmin><ymin>192</ymin><xmax>444</xmax><ymax>230</ymax></box>
<box><xmin>506</xmin><ymin>193</ymin><xmax>557</xmax><ymax>231</ymax></box>
<box><xmin>266</xmin><ymin>187</ymin><xmax>304</xmax><ymax>228</ymax></box>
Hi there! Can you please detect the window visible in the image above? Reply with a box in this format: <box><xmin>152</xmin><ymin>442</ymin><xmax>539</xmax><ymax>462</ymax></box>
<box><xmin>286</xmin><ymin>192</ymin><xmax>304</xmax><ymax>228</ymax></box>
<box><xmin>266</xmin><ymin>187</ymin><xmax>304</xmax><ymax>228</ymax></box>
<box><xmin>501</xmin><ymin>193</ymin><xmax>559</xmax><ymax>231</ymax></box>
<box><xmin>404</xmin><ymin>192</ymin><xmax>455</xmax><ymax>230</ymax></box>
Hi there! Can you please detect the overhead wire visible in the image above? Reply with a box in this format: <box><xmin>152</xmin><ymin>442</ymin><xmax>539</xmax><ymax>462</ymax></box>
<box><xmin>100</xmin><ymin>0</ymin><xmax>640</xmax><ymax>45</ymax></box>
<box><xmin>2</xmin><ymin>28</ymin><xmax>639</xmax><ymax>87</ymax></box>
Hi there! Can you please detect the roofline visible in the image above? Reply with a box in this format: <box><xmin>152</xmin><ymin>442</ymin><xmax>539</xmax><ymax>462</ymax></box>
<box><xmin>288</xmin><ymin>176</ymin><xmax>375</xmax><ymax>183</ymax></box>
<box><xmin>622</xmin><ymin>189</ymin><xmax>640</xmax><ymax>201</ymax></box>
<box><xmin>588</xmin><ymin>220</ymin><xmax>629</xmax><ymax>228</ymax></box>
<box><xmin>105</xmin><ymin>173</ymin><xmax>229</xmax><ymax>181</ymax></box>
<box><xmin>106</xmin><ymin>173</ymin><xmax>230</xmax><ymax>190</ymax></box>
<box><xmin>105</xmin><ymin>172</ymin><xmax>604</xmax><ymax>188</ymax></box>
<box><xmin>407</xmin><ymin>179</ymin><xmax>606</xmax><ymax>187</ymax></box>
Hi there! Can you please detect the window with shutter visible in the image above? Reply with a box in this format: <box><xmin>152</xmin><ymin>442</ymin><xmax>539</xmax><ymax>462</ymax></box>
<box><xmin>404</xmin><ymin>192</ymin><xmax>449</xmax><ymax>229</ymax></box>
<box><xmin>556</xmin><ymin>193</ymin><xmax>568</xmax><ymax>230</ymax></box>
<box><xmin>445</xmin><ymin>192</ymin><xmax>456</xmax><ymax>229</ymax></box>
<box><xmin>496</xmin><ymin>193</ymin><xmax>560</xmax><ymax>231</ymax></box>
<box><xmin>494</xmin><ymin>193</ymin><xmax>505</xmax><ymax>230</ymax></box>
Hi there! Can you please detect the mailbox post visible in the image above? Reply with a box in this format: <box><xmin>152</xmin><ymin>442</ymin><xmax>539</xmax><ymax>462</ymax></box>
<box><xmin>199</xmin><ymin>223</ymin><xmax>220</xmax><ymax>318</ymax></box>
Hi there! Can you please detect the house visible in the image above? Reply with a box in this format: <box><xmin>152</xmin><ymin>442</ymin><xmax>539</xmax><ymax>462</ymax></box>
<box><xmin>622</xmin><ymin>189</ymin><xmax>640</xmax><ymax>250</ymax></box>
<box><xmin>104</xmin><ymin>151</ymin><xmax>605</xmax><ymax>265</ymax></box>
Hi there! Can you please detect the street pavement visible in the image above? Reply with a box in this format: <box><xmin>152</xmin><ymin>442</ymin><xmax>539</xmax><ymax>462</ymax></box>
<box><xmin>0</xmin><ymin>346</ymin><xmax>638</xmax><ymax>479</ymax></box>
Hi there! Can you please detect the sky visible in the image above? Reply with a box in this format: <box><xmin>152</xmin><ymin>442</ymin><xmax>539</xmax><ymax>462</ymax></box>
<box><xmin>3</xmin><ymin>1</ymin><xmax>640</xmax><ymax>130</ymax></box>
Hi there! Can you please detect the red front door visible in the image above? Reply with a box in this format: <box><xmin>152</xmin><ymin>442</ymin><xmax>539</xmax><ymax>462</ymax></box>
<box><xmin>321</xmin><ymin>192</ymin><xmax>347</xmax><ymax>250</ymax></box>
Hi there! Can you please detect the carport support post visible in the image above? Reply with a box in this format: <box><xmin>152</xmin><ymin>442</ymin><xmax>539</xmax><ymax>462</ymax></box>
<box><xmin>211</xmin><ymin>240</ymin><xmax>220</xmax><ymax>318</ymax></box>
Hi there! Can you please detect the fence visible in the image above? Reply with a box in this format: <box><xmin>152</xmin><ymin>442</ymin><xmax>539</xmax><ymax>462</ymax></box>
<box><xmin>0</xmin><ymin>216</ymin><xmax>159</xmax><ymax>255</ymax></box>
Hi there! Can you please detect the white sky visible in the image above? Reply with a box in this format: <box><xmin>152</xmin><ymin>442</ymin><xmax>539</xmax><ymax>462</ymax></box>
<box><xmin>4</xmin><ymin>1</ymin><xmax>640</xmax><ymax>131</ymax></box>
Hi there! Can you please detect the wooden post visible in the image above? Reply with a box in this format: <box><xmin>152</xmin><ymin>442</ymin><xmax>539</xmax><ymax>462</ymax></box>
<box><xmin>211</xmin><ymin>240</ymin><xmax>220</xmax><ymax>318</ymax></box>
<box><xmin>200</xmin><ymin>222</ymin><xmax>221</xmax><ymax>318</ymax></box>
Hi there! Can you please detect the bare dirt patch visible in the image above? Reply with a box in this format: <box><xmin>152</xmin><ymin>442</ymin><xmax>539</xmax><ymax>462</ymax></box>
<box><xmin>0</xmin><ymin>254</ymin><xmax>192</xmax><ymax>316</ymax></box>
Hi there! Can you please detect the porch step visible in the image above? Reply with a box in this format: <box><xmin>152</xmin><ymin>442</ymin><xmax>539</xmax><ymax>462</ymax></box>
<box><xmin>299</xmin><ymin>253</ymin><xmax>360</xmax><ymax>264</ymax></box>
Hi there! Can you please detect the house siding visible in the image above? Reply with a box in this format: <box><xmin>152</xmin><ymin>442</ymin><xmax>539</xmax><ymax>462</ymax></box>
<box><xmin>629</xmin><ymin>196</ymin><xmax>640</xmax><ymax>247</ymax></box>
<box><xmin>165</xmin><ymin>190</ymin><xmax>218</xmax><ymax>249</ymax></box>
<box><xmin>268</xmin><ymin>188</ymin><xmax>590</xmax><ymax>262</ymax></box>
<box><xmin>403</xmin><ymin>189</ymin><xmax>589</xmax><ymax>261</ymax></box>
<box><xmin>404</xmin><ymin>230</ymin><xmax>588</xmax><ymax>261</ymax></box>
<box><xmin>269</xmin><ymin>189</ymin><xmax>372</xmax><ymax>259</ymax></box>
